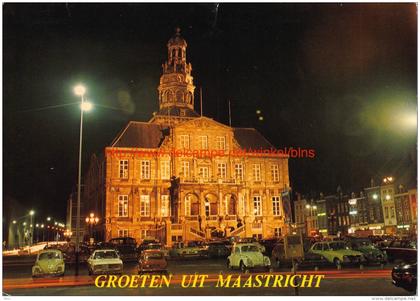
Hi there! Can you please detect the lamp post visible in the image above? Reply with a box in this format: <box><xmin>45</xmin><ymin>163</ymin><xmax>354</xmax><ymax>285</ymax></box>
<box><xmin>85</xmin><ymin>213</ymin><xmax>99</xmax><ymax>244</ymax></box>
<box><xmin>29</xmin><ymin>210</ymin><xmax>35</xmax><ymax>249</ymax></box>
<box><xmin>74</xmin><ymin>84</ymin><xmax>92</xmax><ymax>276</ymax></box>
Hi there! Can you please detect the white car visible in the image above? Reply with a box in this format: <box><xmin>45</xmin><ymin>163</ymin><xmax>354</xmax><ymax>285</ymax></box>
<box><xmin>227</xmin><ymin>243</ymin><xmax>271</xmax><ymax>273</ymax></box>
<box><xmin>87</xmin><ymin>249</ymin><xmax>123</xmax><ymax>275</ymax></box>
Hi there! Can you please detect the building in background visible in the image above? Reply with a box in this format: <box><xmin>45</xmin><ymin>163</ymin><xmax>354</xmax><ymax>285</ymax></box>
<box><xmin>381</xmin><ymin>177</ymin><xmax>397</xmax><ymax>235</ymax></box>
<box><xmin>408</xmin><ymin>189</ymin><xmax>417</xmax><ymax>235</ymax></box>
<box><xmin>364</xmin><ymin>180</ymin><xmax>384</xmax><ymax>235</ymax></box>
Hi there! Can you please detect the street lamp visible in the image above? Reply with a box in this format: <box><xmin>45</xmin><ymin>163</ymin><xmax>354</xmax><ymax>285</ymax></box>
<box><xmin>85</xmin><ymin>213</ymin><xmax>100</xmax><ymax>243</ymax></box>
<box><xmin>29</xmin><ymin>210</ymin><xmax>35</xmax><ymax>247</ymax></box>
<box><xmin>74</xmin><ymin>83</ymin><xmax>92</xmax><ymax>276</ymax></box>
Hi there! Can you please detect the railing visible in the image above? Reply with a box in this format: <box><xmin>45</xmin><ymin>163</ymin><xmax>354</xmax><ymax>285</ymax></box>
<box><xmin>171</xmin><ymin>224</ymin><xmax>183</xmax><ymax>231</ymax></box>
<box><xmin>190</xmin><ymin>227</ymin><xmax>205</xmax><ymax>239</ymax></box>
<box><xmin>185</xmin><ymin>216</ymin><xmax>198</xmax><ymax>221</ymax></box>
<box><xmin>230</xmin><ymin>225</ymin><xmax>245</xmax><ymax>236</ymax></box>
<box><xmin>206</xmin><ymin>216</ymin><xmax>218</xmax><ymax>221</ymax></box>
<box><xmin>225</xmin><ymin>215</ymin><xmax>237</xmax><ymax>221</ymax></box>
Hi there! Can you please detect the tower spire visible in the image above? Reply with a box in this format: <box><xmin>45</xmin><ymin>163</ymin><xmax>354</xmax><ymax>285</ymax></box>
<box><xmin>157</xmin><ymin>28</ymin><xmax>196</xmax><ymax>112</ymax></box>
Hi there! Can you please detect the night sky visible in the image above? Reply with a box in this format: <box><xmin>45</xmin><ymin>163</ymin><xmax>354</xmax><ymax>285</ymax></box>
<box><xmin>4</xmin><ymin>3</ymin><xmax>417</xmax><ymax>221</ymax></box>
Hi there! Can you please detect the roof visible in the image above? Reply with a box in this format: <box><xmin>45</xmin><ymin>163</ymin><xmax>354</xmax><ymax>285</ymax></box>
<box><xmin>233</xmin><ymin>128</ymin><xmax>274</xmax><ymax>149</ymax></box>
<box><xmin>111</xmin><ymin>121</ymin><xmax>166</xmax><ymax>148</ymax></box>
<box><xmin>154</xmin><ymin>107</ymin><xmax>200</xmax><ymax>118</ymax></box>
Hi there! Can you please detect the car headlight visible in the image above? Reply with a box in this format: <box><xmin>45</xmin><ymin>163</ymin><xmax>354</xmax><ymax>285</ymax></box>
<box><xmin>263</xmin><ymin>257</ymin><xmax>271</xmax><ymax>266</ymax></box>
<box><xmin>246</xmin><ymin>258</ymin><xmax>253</xmax><ymax>266</ymax></box>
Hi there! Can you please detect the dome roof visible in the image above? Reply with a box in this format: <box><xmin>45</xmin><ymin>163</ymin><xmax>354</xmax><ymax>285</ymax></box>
<box><xmin>167</xmin><ymin>27</ymin><xmax>187</xmax><ymax>47</ymax></box>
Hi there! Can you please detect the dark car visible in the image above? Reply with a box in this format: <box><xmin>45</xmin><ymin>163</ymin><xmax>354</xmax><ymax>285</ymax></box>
<box><xmin>138</xmin><ymin>250</ymin><xmax>168</xmax><ymax>274</ymax></box>
<box><xmin>383</xmin><ymin>240</ymin><xmax>417</xmax><ymax>263</ymax></box>
<box><xmin>392</xmin><ymin>262</ymin><xmax>417</xmax><ymax>293</ymax></box>
<box><xmin>138</xmin><ymin>238</ymin><xmax>159</xmax><ymax>254</ymax></box>
<box><xmin>346</xmin><ymin>237</ymin><xmax>387</xmax><ymax>264</ymax></box>
<box><xmin>259</xmin><ymin>238</ymin><xmax>280</xmax><ymax>256</ymax></box>
<box><xmin>206</xmin><ymin>241</ymin><xmax>230</xmax><ymax>258</ymax></box>
<box><xmin>109</xmin><ymin>237</ymin><xmax>138</xmax><ymax>262</ymax></box>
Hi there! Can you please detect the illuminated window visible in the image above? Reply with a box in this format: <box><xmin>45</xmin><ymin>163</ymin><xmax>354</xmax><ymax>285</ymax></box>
<box><xmin>274</xmin><ymin>228</ymin><xmax>282</xmax><ymax>237</ymax></box>
<box><xmin>119</xmin><ymin>160</ymin><xmax>128</xmax><ymax>179</ymax></box>
<box><xmin>181</xmin><ymin>161</ymin><xmax>190</xmax><ymax>178</ymax></box>
<box><xmin>141</xmin><ymin>160</ymin><xmax>150</xmax><ymax>179</ymax></box>
<box><xmin>216</xmin><ymin>136</ymin><xmax>226</xmax><ymax>150</ymax></box>
<box><xmin>234</xmin><ymin>163</ymin><xmax>243</xmax><ymax>181</ymax></box>
<box><xmin>272</xmin><ymin>196</ymin><xmax>281</xmax><ymax>216</ymax></box>
<box><xmin>118</xmin><ymin>229</ymin><xmax>129</xmax><ymax>237</ymax></box>
<box><xmin>118</xmin><ymin>195</ymin><xmax>128</xmax><ymax>217</ymax></box>
<box><xmin>253</xmin><ymin>196</ymin><xmax>262</xmax><ymax>216</ymax></box>
<box><xmin>180</xmin><ymin>135</ymin><xmax>189</xmax><ymax>149</ymax></box>
<box><xmin>140</xmin><ymin>195</ymin><xmax>150</xmax><ymax>216</ymax></box>
<box><xmin>160</xmin><ymin>161</ymin><xmax>170</xmax><ymax>180</ymax></box>
<box><xmin>252</xmin><ymin>164</ymin><xmax>261</xmax><ymax>181</ymax></box>
<box><xmin>161</xmin><ymin>195</ymin><xmax>169</xmax><ymax>217</ymax></box>
<box><xmin>217</xmin><ymin>163</ymin><xmax>227</xmax><ymax>179</ymax></box>
<box><xmin>185</xmin><ymin>195</ymin><xmax>191</xmax><ymax>216</ymax></box>
<box><xmin>199</xmin><ymin>166</ymin><xmax>209</xmax><ymax>179</ymax></box>
<box><xmin>390</xmin><ymin>206</ymin><xmax>395</xmax><ymax>218</ymax></box>
<box><xmin>271</xmin><ymin>164</ymin><xmax>279</xmax><ymax>182</ymax></box>
<box><xmin>199</xmin><ymin>136</ymin><xmax>208</xmax><ymax>150</ymax></box>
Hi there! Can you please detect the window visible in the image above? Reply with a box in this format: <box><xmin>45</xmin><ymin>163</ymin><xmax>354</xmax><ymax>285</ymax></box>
<box><xmin>252</xmin><ymin>164</ymin><xmax>261</xmax><ymax>181</ymax></box>
<box><xmin>253</xmin><ymin>196</ymin><xmax>262</xmax><ymax>216</ymax></box>
<box><xmin>216</xmin><ymin>136</ymin><xmax>226</xmax><ymax>150</ymax></box>
<box><xmin>118</xmin><ymin>229</ymin><xmax>129</xmax><ymax>237</ymax></box>
<box><xmin>118</xmin><ymin>195</ymin><xmax>128</xmax><ymax>217</ymax></box>
<box><xmin>390</xmin><ymin>206</ymin><xmax>395</xmax><ymax>218</ymax></box>
<box><xmin>274</xmin><ymin>228</ymin><xmax>282</xmax><ymax>237</ymax></box>
<box><xmin>140</xmin><ymin>195</ymin><xmax>150</xmax><ymax>216</ymax></box>
<box><xmin>385</xmin><ymin>207</ymin><xmax>389</xmax><ymax>218</ymax></box>
<box><xmin>272</xmin><ymin>196</ymin><xmax>281</xmax><ymax>216</ymax></box>
<box><xmin>161</xmin><ymin>195</ymin><xmax>169</xmax><ymax>217</ymax></box>
<box><xmin>185</xmin><ymin>196</ymin><xmax>191</xmax><ymax>216</ymax></box>
<box><xmin>160</xmin><ymin>161</ymin><xmax>170</xmax><ymax>180</ymax></box>
<box><xmin>271</xmin><ymin>164</ymin><xmax>279</xmax><ymax>182</ymax></box>
<box><xmin>141</xmin><ymin>160</ymin><xmax>150</xmax><ymax>179</ymax></box>
<box><xmin>181</xmin><ymin>161</ymin><xmax>190</xmax><ymax>178</ymax></box>
<box><xmin>217</xmin><ymin>163</ymin><xmax>227</xmax><ymax>179</ymax></box>
<box><xmin>234</xmin><ymin>163</ymin><xmax>243</xmax><ymax>181</ymax></box>
<box><xmin>180</xmin><ymin>135</ymin><xmax>189</xmax><ymax>149</ymax></box>
<box><xmin>199</xmin><ymin>166</ymin><xmax>209</xmax><ymax>180</ymax></box>
<box><xmin>199</xmin><ymin>136</ymin><xmax>208</xmax><ymax>150</ymax></box>
<box><xmin>140</xmin><ymin>230</ymin><xmax>148</xmax><ymax>239</ymax></box>
<box><xmin>119</xmin><ymin>160</ymin><xmax>128</xmax><ymax>179</ymax></box>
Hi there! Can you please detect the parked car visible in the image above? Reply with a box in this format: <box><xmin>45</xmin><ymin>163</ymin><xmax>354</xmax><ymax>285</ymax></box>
<box><xmin>259</xmin><ymin>238</ymin><xmax>280</xmax><ymax>256</ymax></box>
<box><xmin>383</xmin><ymin>240</ymin><xmax>417</xmax><ymax>263</ymax></box>
<box><xmin>109</xmin><ymin>237</ymin><xmax>138</xmax><ymax>262</ymax></box>
<box><xmin>32</xmin><ymin>249</ymin><xmax>65</xmax><ymax>277</ymax></box>
<box><xmin>271</xmin><ymin>241</ymin><xmax>331</xmax><ymax>269</ymax></box>
<box><xmin>227</xmin><ymin>243</ymin><xmax>271</xmax><ymax>273</ymax></box>
<box><xmin>87</xmin><ymin>249</ymin><xmax>123</xmax><ymax>275</ymax></box>
<box><xmin>236</xmin><ymin>237</ymin><xmax>265</xmax><ymax>253</ymax></box>
<box><xmin>392</xmin><ymin>262</ymin><xmax>417</xmax><ymax>293</ymax></box>
<box><xmin>346</xmin><ymin>237</ymin><xmax>387</xmax><ymax>264</ymax></box>
<box><xmin>138</xmin><ymin>250</ymin><xmax>168</xmax><ymax>274</ymax></box>
<box><xmin>169</xmin><ymin>241</ymin><xmax>207</xmax><ymax>258</ymax></box>
<box><xmin>140</xmin><ymin>243</ymin><xmax>170</xmax><ymax>258</ymax></box>
<box><xmin>309</xmin><ymin>241</ymin><xmax>365</xmax><ymax>267</ymax></box>
<box><xmin>138</xmin><ymin>237</ymin><xmax>159</xmax><ymax>254</ymax></box>
<box><xmin>206</xmin><ymin>241</ymin><xmax>231</xmax><ymax>258</ymax></box>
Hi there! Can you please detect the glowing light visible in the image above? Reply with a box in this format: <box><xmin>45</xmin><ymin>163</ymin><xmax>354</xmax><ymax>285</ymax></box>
<box><xmin>306</xmin><ymin>204</ymin><xmax>311</xmax><ymax>209</ymax></box>
<box><xmin>385</xmin><ymin>195</ymin><xmax>391</xmax><ymax>200</ymax></box>
<box><xmin>256</xmin><ymin>109</ymin><xmax>261</xmax><ymax>114</ymax></box>
<box><xmin>29</xmin><ymin>210</ymin><xmax>35</xmax><ymax>216</ymax></box>
<box><xmin>258</xmin><ymin>116</ymin><xmax>264</xmax><ymax>121</ymax></box>
<box><xmin>81</xmin><ymin>101</ymin><xmax>93</xmax><ymax>111</ymax></box>
<box><xmin>74</xmin><ymin>85</ymin><xmax>86</xmax><ymax>96</ymax></box>
<box><xmin>12</xmin><ymin>220</ymin><xmax>16</xmax><ymax>224</ymax></box>
<box><xmin>372</xmin><ymin>194</ymin><xmax>378</xmax><ymax>200</ymax></box>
